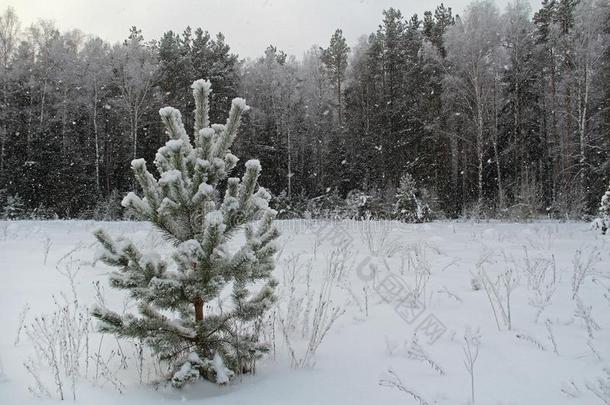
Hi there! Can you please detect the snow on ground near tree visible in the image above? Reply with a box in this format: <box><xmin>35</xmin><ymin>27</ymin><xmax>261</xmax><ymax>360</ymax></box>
<box><xmin>0</xmin><ymin>219</ymin><xmax>609</xmax><ymax>404</ymax></box>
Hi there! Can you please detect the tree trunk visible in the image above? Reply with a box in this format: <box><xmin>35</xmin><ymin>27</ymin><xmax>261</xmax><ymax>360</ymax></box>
<box><xmin>565</xmin><ymin>86</ymin><xmax>573</xmax><ymax>180</ymax></box>
<box><xmin>578</xmin><ymin>55</ymin><xmax>590</xmax><ymax>196</ymax></box>
<box><xmin>550</xmin><ymin>50</ymin><xmax>560</xmax><ymax>203</ymax></box>
<box><xmin>337</xmin><ymin>76</ymin><xmax>342</xmax><ymax>126</ymax></box>
<box><xmin>61</xmin><ymin>87</ymin><xmax>68</xmax><ymax>158</ymax></box>
<box><xmin>539</xmin><ymin>63</ymin><xmax>551</xmax><ymax>208</ymax></box>
<box><xmin>475</xmin><ymin>78</ymin><xmax>484</xmax><ymax>205</ymax></box>
<box><xmin>132</xmin><ymin>108</ymin><xmax>139</xmax><ymax>161</ymax></box>
<box><xmin>493</xmin><ymin>75</ymin><xmax>504</xmax><ymax>209</ymax></box>
<box><xmin>194</xmin><ymin>297</ymin><xmax>204</xmax><ymax>321</ymax></box>
<box><xmin>93</xmin><ymin>77</ymin><xmax>101</xmax><ymax>193</ymax></box>
<box><xmin>40</xmin><ymin>80</ymin><xmax>47</xmax><ymax>125</ymax></box>
<box><xmin>462</xmin><ymin>145</ymin><xmax>468</xmax><ymax>208</ymax></box>
<box><xmin>0</xmin><ymin>79</ymin><xmax>6</xmax><ymax>177</ymax></box>
<box><xmin>26</xmin><ymin>87</ymin><xmax>33</xmax><ymax>160</ymax></box>
<box><xmin>105</xmin><ymin>127</ymin><xmax>111</xmax><ymax>193</ymax></box>
<box><xmin>450</xmin><ymin>133</ymin><xmax>459</xmax><ymax>208</ymax></box>
<box><xmin>287</xmin><ymin>127</ymin><xmax>292</xmax><ymax>198</ymax></box>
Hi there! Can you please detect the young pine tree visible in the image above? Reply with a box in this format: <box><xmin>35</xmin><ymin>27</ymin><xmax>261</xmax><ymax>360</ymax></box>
<box><xmin>92</xmin><ymin>79</ymin><xmax>279</xmax><ymax>387</ymax></box>
<box><xmin>394</xmin><ymin>172</ymin><xmax>428</xmax><ymax>222</ymax></box>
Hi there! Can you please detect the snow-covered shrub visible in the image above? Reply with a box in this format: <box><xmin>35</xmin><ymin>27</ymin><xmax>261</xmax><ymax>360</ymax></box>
<box><xmin>571</xmin><ymin>248</ymin><xmax>600</xmax><ymax>300</ymax></box>
<box><xmin>306</xmin><ymin>188</ymin><xmax>347</xmax><ymax>219</ymax></box>
<box><xmin>344</xmin><ymin>189</ymin><xmax>369</xmax><ymax>219</ymax></box>
<box><xmin>90</xmin><ymin>189</ymin><xmax>124</xmax><ymax>220</ymax></box>
<box><xmin>75</xmin><ymin>190</ymin><xmax>124</xmax><ymax>220</ymax></box>
<box><xmin>460</xmin><ymin>200</ymin><xmax>492</xmax><ymax>222</ymax></box>
<box><xmin>419</xmin><ymin>187</ymin><xmax>443</xmax><ymax>220</ymax></box>
<box><xmin>550</xmin><ymin>184</ymin><xmax>588</xmax><ymax>220</ymax></box>
<box><xmin>405</xmin><ymin>243</ymin><xmax>432</xmax><ymax>301</ymax></box>
<box><xmin>345</xmin><ymin>188</ymin><xmax>394</xmax><ymax>219</ymax></box>
<box><xmin>528</xmin><ymin>260</ymin><xmax>557</xmax><ymax>324</ymax></box>
<box><xmin>360</xmin><ymin>219</ymin><xmax>403</xmax><ymax>257</ymax></box>
<box><xmin>23</xmin><ymin>292</ymin><xmax>91</xmax><ymax>400</ymax></box>
<box><xmin>272</xmin><ymin>190</ymin><xmax>308</xmax><ymax>219</ymax></box>
<box><xmin>477</xmin><ymin>267</ymin><xmax>516</xmax><ymax>331</ymax></box>
<box><xmin>277</xmin><ymin>252</ymin><xmax>345</xmax><ymax>368</ymax></box>
<box><xmin>504</xmin><ymin>175</ymin><xmax>544</xmax><ymax>221</ymax></box>
<box><xmin>0</xmin><ymin>191</ymin><xmax>25</xmax><ymax>219</ymax></box>
<box><xmin>22</xmin><ymin>260</ymin><xmax>148</xmax><ymax>400</ymax></box>
<box><xmin>369</xmin><ymin>187</ymin><xmax>396</xmax><ymax>219</ymax></box>
<box><xmin>27</xmin><ymin>204</ymin><xmax>59</xmax><ymax>220</ymax></box>
<box><xmin>574</xmin><ymin>297</ymin><xmax>600</xmax><ymax>340</ymax></box>
<box><xmin>91</xmin><ymin>79</ymin><xmax>279</xmax><ymax>388</ymax></box>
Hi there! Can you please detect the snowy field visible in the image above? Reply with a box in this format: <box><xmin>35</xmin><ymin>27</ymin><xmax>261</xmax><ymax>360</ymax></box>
<box><xmin>0</xmin><ymin>219</ymin><xmax>609</xmax><ymax>404</ymax></box>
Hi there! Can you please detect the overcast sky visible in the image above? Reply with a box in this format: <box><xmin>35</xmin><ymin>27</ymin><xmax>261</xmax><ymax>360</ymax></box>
<box><xmin>2</xmin><ymin>0</ymin><xmax>539</xmax><ymax>59</ymax></box>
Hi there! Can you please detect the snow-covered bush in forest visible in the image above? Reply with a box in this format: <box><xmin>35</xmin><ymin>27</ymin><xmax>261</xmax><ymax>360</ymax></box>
<box><xmin>550</xmin><ymin>184</ymin><xmax>588</xmax><ymax>220</ymax></box>
<box><xmin>345</xmin><ymin>189</ymin><xmax>394</xmax><ymax>219</ymax></box>
<box><xmin>28</xmin><ymin>205</ymin><xmax>59</xmax><ymax>220</ymax></box>
<box><xmin>507</xmin><ymin>176</ymin><xmax>543</xmax><ymax>220</ymax></box>
<box><xmin>91</xmin><ymin>79</ymin><xmax>279</xmax><ymax>388</ymax></box>
<box><xmin>89</xmin><ymin>189</ymin><xmax>124</xmax><ymax>220</ymax></box>
<box><xmin>599</xmin><ymin>181</ymin><xmax>610</xmax><ymax>235</ymax></box>
<box><xmin>0</xmin><ymin>191</ymin><xmax>25</xmax><ymax>219</ymax></box>
<box><xmin>345</xmin><ymin>189</ymin><xmax>371</xmax><ymax>219</ymax></box>
<box><xmin>272</xmin><ymin>190</ymin><xmax>307</xmax><ymax>219</ymax></box>
<box><xmin>306</xmin><ymin>188</ymin><xmax>346</xmax><ymax>219</ymax></box>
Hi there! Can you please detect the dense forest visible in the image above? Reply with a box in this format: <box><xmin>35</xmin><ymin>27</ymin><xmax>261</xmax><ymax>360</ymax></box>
<box><xmin>0</xmin><ymin>0</ymin><xmax>608</xmax><ymax>220</ymax></box>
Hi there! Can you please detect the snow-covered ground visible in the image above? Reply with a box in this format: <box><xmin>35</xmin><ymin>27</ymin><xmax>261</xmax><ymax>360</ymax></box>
<box><xmin>0</xmin><ymin>219</ymin><xmax>608</xmax><ymax>404</ymax></box>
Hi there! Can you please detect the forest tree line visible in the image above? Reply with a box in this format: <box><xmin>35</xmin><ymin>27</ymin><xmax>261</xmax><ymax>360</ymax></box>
<box><xmin>0</xmin><ymin>0</ymin><xmax>608</xmax><ymax>219</ymax></box>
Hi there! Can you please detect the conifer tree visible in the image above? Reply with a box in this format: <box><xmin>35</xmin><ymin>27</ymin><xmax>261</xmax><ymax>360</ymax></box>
<box><xmin>394</xmin><ymin>172</ymin><xmax>428</xmax><ymax>222</ymax></box>
<box><xmin>92</xmin><ymin>79</ymin><xmax>279</xmax><ymax>387</ymax></box>
<box><xmin>321</xmin><ymin>29</ymin><xmax>350</xmax><ymax>125</ymax></box>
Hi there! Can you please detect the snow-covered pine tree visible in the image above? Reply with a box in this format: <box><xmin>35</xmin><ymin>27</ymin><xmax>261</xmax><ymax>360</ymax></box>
<box><xmin>92</xmin><ymin>79</ymin><xmax>279</xmax><ymax>387</ymax></box>
<box><xmin>599</xmin><ymin>181</ymin><xmax>610</xmax><ymax>235</ymax></box>
<box><xmin>394</xmin><ymin>172</ymin><xmax>428</xmax><ymax>222</ymax></box>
